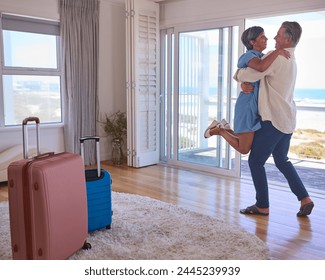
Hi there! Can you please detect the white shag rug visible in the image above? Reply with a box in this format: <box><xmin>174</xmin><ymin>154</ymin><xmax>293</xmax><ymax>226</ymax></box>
<box><xmin>0</xmin><ymin>192</ymin><xmax>270</xmax><ymax>260</ymax></box>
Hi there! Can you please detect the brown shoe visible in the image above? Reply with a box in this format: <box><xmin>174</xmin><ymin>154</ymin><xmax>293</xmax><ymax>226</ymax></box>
<box><xmin>297</xmin><ymin>202</ymin><xmax>314</xmax><ymax>217</ymax></box>
<box><xmin>239</xmin><ymin>205</ymin><xmax>269</xmax><ymax>216</ymax></box>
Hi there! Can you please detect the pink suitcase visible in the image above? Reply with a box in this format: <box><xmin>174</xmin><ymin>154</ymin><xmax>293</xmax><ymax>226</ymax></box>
<box><xmin>7</xmin><ymin>117</ymin><xmax>90</xmax><ymax>259</ymax></box>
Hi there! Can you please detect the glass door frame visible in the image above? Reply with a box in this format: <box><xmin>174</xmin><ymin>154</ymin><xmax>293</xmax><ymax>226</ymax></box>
<box><xmin>160</xmin><ymin>19</ymin><xmax>245</xmax><ymax>178</ymax></box>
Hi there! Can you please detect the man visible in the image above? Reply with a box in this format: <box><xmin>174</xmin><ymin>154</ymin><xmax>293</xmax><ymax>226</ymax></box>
<box><xmin>234</xmin><ymin>21</ymin><xmax>314</xmax><ymax>217</ymax></box>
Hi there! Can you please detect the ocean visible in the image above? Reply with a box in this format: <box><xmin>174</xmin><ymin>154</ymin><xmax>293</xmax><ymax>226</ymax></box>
<box><xmin>294</xmin><ymin>88</ymin><xmax>325</xmax><ymax>105</ymax></box>
<box><xmin>204</xmin><ymin>87</ymin><xmax>325</xmax><ymax>104</ymax></box>
<box><xmin>291</xmin><ymin>89</ymin><xmax>325</xmax><ymax>132</ymax></box>
<box><xmin>182</xmin><ymin>87</ymin><xmax>325</xmax><ymax>131</ymax></box>
<box><xmin>212</xmin><ymin>87</ymin><xmax>325</xmax><ymax>131</ymax></box>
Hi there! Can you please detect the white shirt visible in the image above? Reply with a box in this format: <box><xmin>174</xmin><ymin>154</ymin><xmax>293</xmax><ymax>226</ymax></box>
<box><xmin>234</xmin><ymin>48</ymin><xmax>297</xmax><ymax>134</ymax></box>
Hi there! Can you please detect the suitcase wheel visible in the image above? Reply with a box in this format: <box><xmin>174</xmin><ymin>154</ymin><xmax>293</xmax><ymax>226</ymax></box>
<box><xmin>82</xmin><ymin>241</ymin><xmax>92</xmax><ymax>250</ymax></box>
<box><xmin>106</xmin><ymin>224</ymin><xmax>111</xmax><ymax>230</ymax></box>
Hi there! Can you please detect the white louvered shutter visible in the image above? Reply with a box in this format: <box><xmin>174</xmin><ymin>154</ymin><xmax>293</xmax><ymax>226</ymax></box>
<box><xmin>126</xmin><ymin>0</ymin><xmax>159</xmax><ymax>167</ymax></box>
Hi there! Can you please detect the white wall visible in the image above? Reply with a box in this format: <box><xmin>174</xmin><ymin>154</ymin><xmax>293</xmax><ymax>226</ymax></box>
<box><xmin>0</xmin><ymin>0</ymin><xmax>126</xmax><ymax>161</ymax></box>
<box><xmin>97</xmin><ymin>0</ymin><xmax>126</xmax><ymax>160</ymax></box>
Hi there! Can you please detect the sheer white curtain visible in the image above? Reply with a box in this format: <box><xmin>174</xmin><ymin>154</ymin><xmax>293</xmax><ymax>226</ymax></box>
<box><xmin>59</xmin><ymin>0</ymin><xmax>99</xmax><ymax>165</ymax></box>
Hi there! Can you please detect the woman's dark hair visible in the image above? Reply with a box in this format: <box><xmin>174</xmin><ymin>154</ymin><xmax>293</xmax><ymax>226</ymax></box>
<box><xmin>241</xmin><ymin>26</ymin><xmax>264</xmax><ymax>50</ymax></box>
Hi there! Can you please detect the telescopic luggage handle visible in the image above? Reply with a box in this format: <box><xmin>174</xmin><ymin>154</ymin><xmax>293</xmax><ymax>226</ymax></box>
<box><xmin>22</xmin><ymin>117</ymin><xmax>41</xmax><ymax>159</ymax></box>
<box><xmin>80</xmin><ymin>136</ymin><xmax>101</xmax><ymax>178</ymax></box>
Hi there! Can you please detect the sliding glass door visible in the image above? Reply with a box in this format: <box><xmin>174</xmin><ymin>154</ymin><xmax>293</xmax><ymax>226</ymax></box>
<box><xmin>161</xmin><ymin>22</ymin><xmax>242</xmax><ymax>177</ymax></box>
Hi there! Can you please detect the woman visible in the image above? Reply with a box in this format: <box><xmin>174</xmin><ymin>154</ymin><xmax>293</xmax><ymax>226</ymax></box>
<box><xmin>204</xmin><ymin>26</ymin><xmax>290</xmax><ymax>154</ymax></box>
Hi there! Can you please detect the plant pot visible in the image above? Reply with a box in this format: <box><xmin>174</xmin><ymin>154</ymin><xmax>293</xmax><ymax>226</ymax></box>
<box><xmin>112</xmin><ymin>138</ymin><xmax>123</xmax><ymax>165</ymax></box>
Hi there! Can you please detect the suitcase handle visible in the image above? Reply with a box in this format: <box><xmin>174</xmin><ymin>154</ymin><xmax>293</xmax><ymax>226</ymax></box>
<box><xmin>22</xmin><ymin>116</ymin><xmax>40</xmax><ymax>125</ymax></box>
<box><xmin>33</xmin><ymin>152</ymin><xmax>55</xmax><ymax>160</ymax></box>
<box><xmin>22</xmin><ymin>117</ymin><xmax>41</xmax><ymax>159</ymax></box>
<box><xmin>80</xmin><ymin>136</ymin><xmax>100</xmax><ymax>143</ymax></box>
<box><xmin>80</xmin><ymin>136</ymin><xmax>100</xmax><ymax>177</ymax></box>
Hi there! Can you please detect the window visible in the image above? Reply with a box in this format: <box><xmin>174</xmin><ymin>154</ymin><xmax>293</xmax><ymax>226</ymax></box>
<box><xmin>0</xmin><ymin>14</ymin><xmax>61</xmax><ymax>126</ymax></box>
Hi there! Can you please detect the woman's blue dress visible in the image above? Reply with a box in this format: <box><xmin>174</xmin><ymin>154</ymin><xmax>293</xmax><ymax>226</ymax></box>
<box><xmin>234</xmin><ymin>50</ymin><xmax>263</xmax><ymax>133</ymax></box>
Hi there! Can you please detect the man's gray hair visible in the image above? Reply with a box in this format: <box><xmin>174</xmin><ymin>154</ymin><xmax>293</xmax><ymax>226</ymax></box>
<box><xmin>281</xmin><ymin>21</ymin><xmax>302</xmax><ymax>47</ymax></box>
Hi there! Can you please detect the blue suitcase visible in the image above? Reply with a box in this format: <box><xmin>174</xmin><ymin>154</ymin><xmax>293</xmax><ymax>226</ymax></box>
<box><xmin>80</xmin><ymin>136</ymin><xmax>112</xmax><ymax>232</ymax></box>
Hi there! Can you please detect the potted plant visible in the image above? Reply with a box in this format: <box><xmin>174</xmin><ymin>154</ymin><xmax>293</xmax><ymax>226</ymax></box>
<box><xmin>101</xmin><ymin>111</ymin><xmax>127</xmax><ymax>164</ymax></box>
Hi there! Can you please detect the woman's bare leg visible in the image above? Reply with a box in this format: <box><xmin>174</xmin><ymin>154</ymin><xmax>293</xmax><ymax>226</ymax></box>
<box><xmin>209</xmin><ymin>127</ymin><xmax>254</xmax><ymax>154</ymax></box>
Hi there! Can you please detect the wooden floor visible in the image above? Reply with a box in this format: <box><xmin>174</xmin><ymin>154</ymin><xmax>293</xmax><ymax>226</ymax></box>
<box><xmin>1</xmin><ymin>161</ymin><xmax>324</xmax><ymax>260</ymax></box>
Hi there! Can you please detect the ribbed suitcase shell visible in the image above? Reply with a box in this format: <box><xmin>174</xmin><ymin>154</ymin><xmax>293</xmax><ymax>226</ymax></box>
<box><xmin>80</xmin><ymin>136</ymin><xmax>112</xmax><ymax>232</ymax></box>
<box><xmin>8</xmin><ymin>152</ymin><xmax>88</xmax><ymax>259</ymax></box>
<box><xmin>85</xmin><ymin>169</ymin><xmax>112</xmax><ymax>232</ymax></box>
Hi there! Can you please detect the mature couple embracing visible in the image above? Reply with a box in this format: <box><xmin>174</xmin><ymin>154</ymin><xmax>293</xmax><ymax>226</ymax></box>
<box><xmin>204</xmin><ymin>21</ymin><xmax>314</xmax><ymax>217</ymax></box>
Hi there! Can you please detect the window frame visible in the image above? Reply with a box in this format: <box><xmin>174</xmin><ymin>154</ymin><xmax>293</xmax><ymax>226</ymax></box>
<box><xmin>160</xmin><ymin>19</ymin><xmax>243</xmax><ymax>178</ymax></box>
<box><xmin>0</xmin><ymin>13</ymin><xmax>62</xmax><ymax>127</ymax></box>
